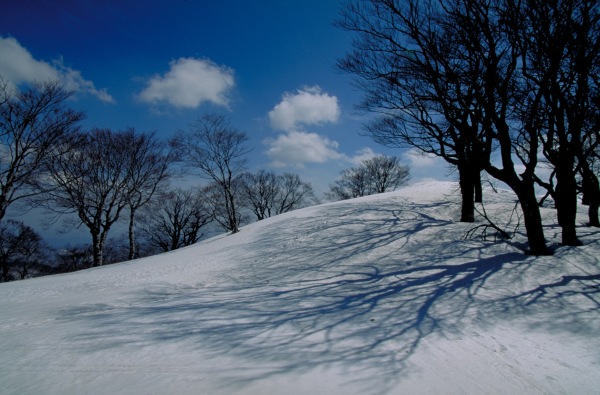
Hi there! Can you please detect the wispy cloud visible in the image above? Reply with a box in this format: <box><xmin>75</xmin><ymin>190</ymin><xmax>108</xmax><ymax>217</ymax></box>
<box><xmin>0</xmin><ymin>36</ymin><xmax>114</xmax><ymax>103</ymax></box>
<box><xmin>138</xmin><ymin>57</ymin><xmax>234</xmax><ymax>109</ymax></box>
<box><xmin>268</xmin><ymin>86</ymin><xmax>340</xmax><ymax>131</ymax></box>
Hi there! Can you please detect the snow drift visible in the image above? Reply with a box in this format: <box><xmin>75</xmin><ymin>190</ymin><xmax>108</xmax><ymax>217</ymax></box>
<box><xmin>1</xmin><ymin>181</ymin><xmax>598</xmax><ymax>394</ymax></box>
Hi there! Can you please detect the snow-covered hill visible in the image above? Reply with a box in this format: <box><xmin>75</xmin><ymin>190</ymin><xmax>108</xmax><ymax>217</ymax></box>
<box><xmin>1</xmin><ymin>181</ymin><xmax>599</xmax><ymax>395</ymax></box>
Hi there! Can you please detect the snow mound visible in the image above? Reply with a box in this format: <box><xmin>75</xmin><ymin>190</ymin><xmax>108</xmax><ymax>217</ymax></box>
<box><xmin>1</xmin><ymin>181</ymin><xmax>599</xmax><ymax>395</ymax></box>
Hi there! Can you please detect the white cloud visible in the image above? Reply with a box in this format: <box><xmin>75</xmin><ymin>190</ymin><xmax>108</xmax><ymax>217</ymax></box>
<box><xmin>0</xmin><ymin>36</ymin><xmax>114</xmax><ymax>103</ymax></box>
<box><xmin>268</xmin><ymin>86</ymin><xmax>340</xmax><ymax>131</ymax></box>
<box><xmin>138</xmin><ymin>57</ymin><xmax>234</xmax><ymax>109</ymax></box>
<box><xmin>265</xmin><ymin>130</ymin><xmax>344</xmax><ymax>168</ymax></box>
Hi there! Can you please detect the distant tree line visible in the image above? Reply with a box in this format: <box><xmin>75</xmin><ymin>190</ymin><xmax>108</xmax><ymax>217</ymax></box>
<box><xmin>338</xmin><ymin>0</ymin><xmax>600</xmax><ymax>255</ymax></box>
<box><xmin>327</xmin><ymin>155</ymin><xmax>410</xmax><ymax>200</ymax></box>
<box><xmin>1</xmin><ymin>80</ymin><xmax>409</xmax><ymax>281</ymax></box>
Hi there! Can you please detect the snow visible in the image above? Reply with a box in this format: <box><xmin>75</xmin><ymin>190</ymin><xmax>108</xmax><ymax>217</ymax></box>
<box><xmin>1</xmin><ymin>181</ymin><xmax>599</xmax><ymax>395</ymax></box>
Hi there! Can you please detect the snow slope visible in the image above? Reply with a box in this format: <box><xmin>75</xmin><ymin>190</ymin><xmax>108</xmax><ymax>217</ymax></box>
<box><xmin>1</xmin><ymin>181</ymin><xmax>599</xmax><ymax>395</ymax></box>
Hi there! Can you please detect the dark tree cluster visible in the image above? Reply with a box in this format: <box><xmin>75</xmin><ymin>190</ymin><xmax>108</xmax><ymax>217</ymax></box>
<box><xmin>240</xmin><ymin>171</ymin><xmax>316</xmax><ymax>221</ymax></box>
<box><xmin>139</xmin><ymin>187</ymin><xmax>213</xmax><ymax>252</ymax></box>
<box><xmin>327</xmin><ymin>155</ymin><xmax>410</xmax><ymax>200</ymax></box>
<box><xmin>338</xmin><ymin>0</ymin><xmax>600</xmax><ymax>255</ymax></box>
<box><xmin>0</xmin><ymin>220</ymin><xmax>48</xmax><ymax>282</ymax></box>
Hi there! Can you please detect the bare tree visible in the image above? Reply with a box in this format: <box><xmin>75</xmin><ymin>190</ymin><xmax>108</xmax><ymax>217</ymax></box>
<box><xmin>122</xmin><ymin>129</ymin><xmax>173</xmax><ymax>259</ymax></box>
<box><xmin>338</xmin><ymin>0</ymin><xmax>552</xmax><ymax>255</ymax></box>
<box><xmin>0</xmin><ymin>220</ymin><xmax>49</xmax><ymax>281</ymax></box>
<box><xmin>519</xmin><ymin>0</ymin><xmax>600</xmax><ymax>245</ymax></box>
<box><xmin>364</xmin><ymin>155</ymin><xmax>411</xmax><ymax>194</ymax></box>
<box><xmin>327</xmin><ymin>155</ymin><xmax>410</xmax><ymax>201</ymax></box>
<box><xmin>240</xmin><ymin>171</ymin><xmax>316</xmax><ymax>220</ymax></box>
<box><xmin>0</xmin><ymin>79</ymin><xmax>84</xmax><ymax>221</ymax></box>
<box><xmin>45</xmin><ymin>128</ymin><xmax>132</xmax><ymax>266</ymax></box>
<box><xmin>203</xmin><ymin>180</ymin><xmax>247</xmax><ymax>231</ymax></box>
<box><xmin>459</xmin><ymin>0</ymin><xmax>551</xmax><ymax>255</ymax></box>
<box><xmin>338</xmin><ymin>0</ymin><xmax>486</xmax><ymax>221</ymax></box>
<box><xmin>327</xmin><ymin>167</ymin><xmax>372</xmax><ymax>201</ymax></box>
<box><xmin>140</xmin><ymin>188</ymin><xmax>213</xmax><ymax>251</ymax></box>
<box><xmin>174</xmin><ymin>113</ymin><xmax>250</xmax><ymax>233</ymax></box>
<box><xmin>240</xmin><ymin>170</ymin><xmax>279</xmax><ymax>220</ymax></box>
<box><xmin>580</xmin><ymin>126</ymin><xmax>600</xmax><ymax>226</ymax></box>
<box><xmin>53</xmin><ymin>244</ymin><xmax>94</xmax><ymax>274</ymax></box>
<box><xmin>275</xmin><ymin>172</ymin><xmax>316</xmax><ymax>214</ymax></box>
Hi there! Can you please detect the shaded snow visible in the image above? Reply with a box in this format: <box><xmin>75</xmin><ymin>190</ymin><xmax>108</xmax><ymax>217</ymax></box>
<box><xmin>1</xmin><ymin>181</ymin><xmax>599</xmax><ymax>394</ymax></box>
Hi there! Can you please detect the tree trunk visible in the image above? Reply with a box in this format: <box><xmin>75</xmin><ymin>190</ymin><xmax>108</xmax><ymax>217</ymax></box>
<box><xmin>589</xmin><ymin>201</ymin><xmax>600</xmax><ymax>228</ymax></box>
<box><xmin>170</xmin><ymin>230</ymin><xmax>179</xmax><ymax>251</ymax></box>
<box><xmin>128</xmin><ymin>208</ymin><xmax>137</xmax><ymax>260</ymax></box>
<box><xmin>554</xmin><ymin>159</ymin><xmax>581</xmax><ymax>246</ymax></box>
<box><xmin>0</xmin><ymin>202</ymin><xmax>6</xmax><ymax>224</ymax></box>
<box><xmin>226</xmin><ymin>187</ymin><xmax>239</xmax><ymax>233</ymax></box>
<box><xmin>474</xmin><ymin>169</ymin><xmax>483</xmax><ymax>203</ymax></box>
<box><xmin>91</xmin><ymin>232</ymin><xmax>104</xmax><ymax>266</ymax></box>
<box><xmin>516</xmin><ymin>184</ymin><xmax>551</xmax><ymax>255</ymax></box>
<box><xmin>458</xmin><ymin>163</ymin><xmax>475</xmax><ymax>222</ymax></box>
<box><xmin>486</xmin><ymin>161</ymin><xmax>551</xmax><ymax>255</ymax></box>
<box><xmin>0</xmin><ymin>254</ymin><xmax>10</xmax><ymax>282</ymax></box>
<box><xmin>581</xmin><ymin>164</ymin><xmax>600</xmax><ymax>227</ymax></box>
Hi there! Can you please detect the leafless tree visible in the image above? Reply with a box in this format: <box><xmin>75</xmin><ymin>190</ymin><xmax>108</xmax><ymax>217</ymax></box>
<box><xmin>140</xmin><ymin>188</ymin><xmax>213</xmax><ymax>251</ymax></box>
<box><xmin>53</xmin><ymin>244</ymin><xmax>95</xmax><ymax>274</ymax></box>
<box><xmin>202</xmin><ymin>180</ymin><xmax>247</xmax><ymax>232</ymax></box>
<box><xmin>0</xmin><ymin>220</ymin><xmax>49</xmax><ymax>281</ymax></box>
<box><xmin>240</xmin><ymin>170</ymin><xmax>279</xmax><ymax>220</ymax></box>
<box><xmin>45</xmin><ymin>128</ymin><xmax>132</xmax><ymax>266</ymax></box>
<box><xmin>174</xmin><ymin>113</ymin><xmax>250</xmax><ymax>233</ymax></box>
<box><xmin>327</xmin><ymin>155</ymin><xmax>410</xmax><ymax>201</ymax></box>
<box><xmin>580</xmin><ymin>127</ymin><xmax>600</xmax><ymax>226</ymax></box>
<box><xmin>240</xmin><ymin>171</ymin><xmax>316</xmax><ymax>220</ymax></box>
<box><xmin>337</xmin><ymin>0</ymin><xmax>486</xmax><ymax>221</ymax></box>
<box><xmin>364</xmin><ymin>155</ymin><xmax>411</xmax><ymax>193</ymax></box>
<box><xmin>338</xmin><ymin>0</ymin><xmax>554</xmax><ymax>255</ymax></box>
<box><xmin>327</xmin><ymin>167</ymin><xmax>371</xmax><ymax>201</ymax></box>
<box><xmin>519</xmin><ymin>0</ymin><xmax>600</xmax><ymax>245</ymax></box>
<box><xmin>275</xmin><ymin>172</ymin><xmax>316</xmax><ymax>214</ymax></box>
<box><xmin>122</xmin><ymin>129</ymin><xmax>174</xmax><ymax>259</ymax></box>
<box><xmin>0</xmin><ymin>78</ymin><xmax>84</xmax><ymax>221</ymax></box>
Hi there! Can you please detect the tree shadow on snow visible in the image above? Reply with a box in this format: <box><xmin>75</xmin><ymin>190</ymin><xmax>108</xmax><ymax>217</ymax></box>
<box><xmin>57</xmin><ymin>199</ymin><xmax>600</xmax><ymax>394</ymax></box>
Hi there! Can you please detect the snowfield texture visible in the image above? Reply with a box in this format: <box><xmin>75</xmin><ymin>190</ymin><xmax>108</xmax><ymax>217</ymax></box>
<box><xmin>1</xmin><ymin>181</ymin><xmax>599</xmax><ymax>395</ymax></box>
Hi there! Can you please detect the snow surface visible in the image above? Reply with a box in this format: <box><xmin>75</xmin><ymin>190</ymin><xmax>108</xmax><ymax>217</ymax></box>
<box><xmin>1</xmin><ymin>181</ymin><xmax>599</xmax><ymax>395</ymax></box>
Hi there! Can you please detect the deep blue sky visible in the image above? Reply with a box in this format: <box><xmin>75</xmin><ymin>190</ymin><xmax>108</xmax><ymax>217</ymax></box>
<box><xmin>1</xmin><ymin>0</ymin><xmax>448</xmax><ymax>244</ymax></box>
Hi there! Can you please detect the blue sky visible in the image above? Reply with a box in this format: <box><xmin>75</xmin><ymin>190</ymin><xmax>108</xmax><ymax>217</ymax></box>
<box><xmin>1</xmin><ymin>0</ymin><xmax>448</xmax><ymax>199</ymax></box>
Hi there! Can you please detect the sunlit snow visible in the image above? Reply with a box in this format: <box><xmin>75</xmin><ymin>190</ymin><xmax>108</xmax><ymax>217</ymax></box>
<box><xmin>1</xmin><ymin>181</ymin><xmax>598</xmax><ymax>394</ymax></box>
